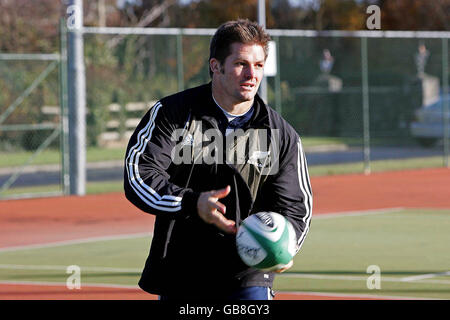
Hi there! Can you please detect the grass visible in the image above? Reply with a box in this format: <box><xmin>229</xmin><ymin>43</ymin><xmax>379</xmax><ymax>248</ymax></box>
<box><xmin>0</xmin><ymin>147</ymin><xmax>126</xmax><ymax>168</ymax></box>
<box><xmin>308</xmin><ymin>156</ymin><xmax>446</xmax><ymax>176</ymax></box>
<box><xmin>274</xmin><ymin>208</ymin><xmax>450</xmax><ymax>299</ymax></box>
<box><xmin>1</xmin><ymin>209</ymin><xmax>449</xmax><ymax>299</ymax></box>
<box><xmin>1</xmin><ymin>155</ymin><xmax>446</xmax><ymax>198</ymax></box>
<box><xmin>0</xmin><ymin>236</ymin><xmax>150</xmax><ymax>286</ymax></box>
<box><xmin>301</xmin><ymin>136</ymin><xmax>424</xmax><ymax>148</ymax></box>
<box><xmin>0</xmin><ymin>136</ymin><xmax>430</xmax><ymax>169</ymax></box>
<box><xmin>301</xmin><ymin>136</ymin><xmax>357</xmax><ymax>148</ymax></box>
<box><xmin>0</xmin><ymin>181</ymin><xmax>124</xmax><ymax>198</ymax></box>
<box><xmin>0</xmin><ymin>136</ymin><xmax>447</xmax><ymax>199</ymax></box>
<box><xmin>290</xmin><ymin>209</ymin><xmax>450</xmax><ymax>272</ymax></box>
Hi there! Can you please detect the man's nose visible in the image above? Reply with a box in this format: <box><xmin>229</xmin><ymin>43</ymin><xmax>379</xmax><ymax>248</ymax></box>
<box><xmin>244</xmin><ymin>65</ymin><xmax>256</xmax><ymax>79</ymax></box>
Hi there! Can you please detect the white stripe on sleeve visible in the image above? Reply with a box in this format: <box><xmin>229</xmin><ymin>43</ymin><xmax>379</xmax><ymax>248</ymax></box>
<box><xmin>295</xmin><ymin>138</ymin><xmax>313</xmax><ymax>251</ymax></box>
<box><xmin>125</xmin><ymin>102</ymin><xmax>182</xmax><ymax>212</ymax></box>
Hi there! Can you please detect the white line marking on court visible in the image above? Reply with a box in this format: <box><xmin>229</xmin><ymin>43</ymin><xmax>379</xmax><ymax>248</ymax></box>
<box><xmin>0</xmin><ymin>281</ymin><xmax>438</xmax><ymax>300</ymax></box>
<box><xmin>0</xmin><ymin>207</ymin><xmax>403</xmax><ymax>253</ymax></box>
<box><xmin>1</xmin><ymin>207</ymin><xmax>447</xmax><ymax>300</ymax></box>
<box><xmin>5</xmin><ymin>265</ymin><xmax>447</xmax><ymax>284</ymax></box>
<box><xmin>280</xmin><ymin>272</ymin><xmax>450</xmax><ymax>285</ymax></box>
<box><xmin>0</xmin><ymin>264</ymin><xmax>141</xmax><ymax>273</ymax></box>
<box><xmin>313</xmin><ymin>207</ymin><xmax>405</xmax><ymax>219</ymax></box>
<box><xmin>0</xmin><ymin>207</ymin><xmax>403</xmax><ymax>254</ymax></box>
<box><xmin>0</xmin><ymin>232</ymin><xmax>151</xmax><ymax>253</ymax></box>
<box><xmin>0</xmin><ymin>280</ymin><xmax>140</xmax><ymax>290</ymax></box>
<box><xmin>277</xmin><ymin>290</ymin><xmax>439</xmax><ymax>300</ymax></box>
<box><xmin>401</xmin><ymin>271</ymin><xmax>450</xmax><ymax>282</ymax></box>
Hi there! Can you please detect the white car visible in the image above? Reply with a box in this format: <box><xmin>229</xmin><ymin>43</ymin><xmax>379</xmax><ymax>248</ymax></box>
<box><xmin>410</xmin><ymin>94</ymin><xmax>450</xmax><ymax>147</ymax></box>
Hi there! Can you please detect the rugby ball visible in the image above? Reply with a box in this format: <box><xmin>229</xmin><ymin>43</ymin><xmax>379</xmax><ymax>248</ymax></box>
<box><xmin>236</xmin><ymin>212</ymin><xmax>297</xmax><ymax>271</ymax></box>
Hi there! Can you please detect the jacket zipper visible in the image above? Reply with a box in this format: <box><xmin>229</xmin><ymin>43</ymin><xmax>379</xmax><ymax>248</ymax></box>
<box><xmin>162</xmin><ymin>113</ymin><xmax>256</xmax><ymax>258</ymax></box>
<box><xmin>205</xmin><ymin>116</ymin><xmax>255</xmax><ymax>225</ymax></box>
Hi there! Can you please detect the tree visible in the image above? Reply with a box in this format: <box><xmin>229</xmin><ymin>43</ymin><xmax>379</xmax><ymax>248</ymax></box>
<box><xmin>0</xmin><ymin>0</ymin><xmax>62</xmax><ymax>52</ymax></box>
<box><xmin>379</xmin><ymin>0</ymin><xmax>449</xmax><ymax>31</ymax></box>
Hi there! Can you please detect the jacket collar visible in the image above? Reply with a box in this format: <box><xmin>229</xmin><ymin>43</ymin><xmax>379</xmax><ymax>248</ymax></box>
<box><xmin>191</xmin><ymin>82</ymin><xmax>271</xmax><ymax>130</ymax></box>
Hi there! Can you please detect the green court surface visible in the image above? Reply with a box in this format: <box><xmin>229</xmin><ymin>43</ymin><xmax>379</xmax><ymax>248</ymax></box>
<box><xmin>1</xmin><ymin>208</ymin><xmax>449</xmax><ymax>299</ymax></box>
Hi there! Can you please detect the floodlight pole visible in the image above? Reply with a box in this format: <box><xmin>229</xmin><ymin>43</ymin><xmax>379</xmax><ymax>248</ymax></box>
<box><xmin>67</xmin><ymin>0</ymin><xmax>87</xmax><ymax>195</ymax></box>
<box><xmin>258</xmin><ymin>0</ymin><xmax>268</xmax><ymax>104</ymax></box>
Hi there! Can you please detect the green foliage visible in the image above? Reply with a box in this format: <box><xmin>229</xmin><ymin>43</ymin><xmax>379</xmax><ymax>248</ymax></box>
<box><xmin>274</xmin><ymin>36</ymin><xmax>438</xmax><ymax>143</ymax></box>
<box><xmin>1</xmin><ymin>1</ymin><xmax>449</xmax><ymax>152</ymax></box>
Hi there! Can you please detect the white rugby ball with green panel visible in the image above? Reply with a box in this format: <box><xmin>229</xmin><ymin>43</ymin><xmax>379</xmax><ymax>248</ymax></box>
<box><xmin>236</xmin><ymin>212</ymin><xmax>297</xmax><ymax>271</ymax></box>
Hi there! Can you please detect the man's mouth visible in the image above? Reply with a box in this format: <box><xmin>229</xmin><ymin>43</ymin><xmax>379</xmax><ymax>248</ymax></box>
<box><xmin>240</xmin><ymin>83</ymin><xmax>255</xmax><ymax>89</ymax></box>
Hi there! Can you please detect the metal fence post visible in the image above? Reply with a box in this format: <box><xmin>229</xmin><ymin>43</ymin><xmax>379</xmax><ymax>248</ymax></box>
<box><xmin>258</xmin><ymin>0</ymin><xmax>268</xmax><ymax>104</ymax></box>
<box><xmin>274</xmin><ymin>36</ymin><xmax>282</xmax><ymax>115</ymax></box>
<box><xmin>59</xmin><ymin>18</ymin><xmax>70</xmax><ymax>195</ymax></box>
<box><xmin>361</xmin><ymin>37</ymin><xmax>371</xmax><ymax>175</ymax></box>
<box><xmin>442</xmin><ymin>38</ymin><xmax>449</xmax><ymax>168</ymax></box>
<box><xmin>67</xmin><ymin>0</ymin><xmax>86</xmax><ymax>195</ymax></box>
<box><xmin>176</xmin><ymin>32</ymin><xmax>184</xmax><ymax>92</ymax></box>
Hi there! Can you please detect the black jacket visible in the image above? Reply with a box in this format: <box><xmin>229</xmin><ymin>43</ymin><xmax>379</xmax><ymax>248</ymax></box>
<box><xmin>124</xmin><ymin>83</ymin><xmax>312</xmax><ymax>296</ymax></box>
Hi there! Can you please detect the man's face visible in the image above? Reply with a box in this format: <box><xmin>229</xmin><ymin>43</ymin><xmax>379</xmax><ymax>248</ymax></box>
<box><xmin>211</xmin><ymin>42</ymin><xmax>265</xmax><ymax>106</ymax></box>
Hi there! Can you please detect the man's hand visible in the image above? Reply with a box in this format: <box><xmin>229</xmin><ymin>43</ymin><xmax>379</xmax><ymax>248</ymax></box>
<box><xmin>197</xmin><ymin>185</ymin><xmax>237</xmax><ymax>234</ymax></box>
<box><xmin>274</xmin><ymin>260</ymin><xmax>293</xmax><ymax>273</ymax></box>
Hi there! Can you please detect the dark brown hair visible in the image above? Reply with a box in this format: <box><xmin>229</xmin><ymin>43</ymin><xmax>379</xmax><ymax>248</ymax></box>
<box><xmin>209</xmin><ymin>19</ymin><xmax>271</xmax><ymax>77</ymax></box>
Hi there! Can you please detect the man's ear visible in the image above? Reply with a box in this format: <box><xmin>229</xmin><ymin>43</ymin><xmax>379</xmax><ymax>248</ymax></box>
<box><xmin>210</xmin><ymin>58</ymin><xmax>222</xmax><ymax>74</ymax></box>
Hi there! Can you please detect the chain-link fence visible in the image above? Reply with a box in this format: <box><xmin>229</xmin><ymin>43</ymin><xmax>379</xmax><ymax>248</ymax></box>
<box><xmin>0</xmin><ymin>52</ymin><xmax>68</xmax><ymax>199</ymax></box>
<box><xmin>1</xmin><ymin>27</ymin><xmax>449</xmax><ymax>198</ymax></box>
<box><xmin>82</xmin><ymin>28</ymin><xmax>450</xmax><ymax>175</ymax></box>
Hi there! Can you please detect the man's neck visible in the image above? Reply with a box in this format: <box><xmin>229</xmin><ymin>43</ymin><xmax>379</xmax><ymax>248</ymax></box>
<box><xmin>211</xmin><ymin>84</ymin><xmax>254</xmax><ymax>115</ymax></box>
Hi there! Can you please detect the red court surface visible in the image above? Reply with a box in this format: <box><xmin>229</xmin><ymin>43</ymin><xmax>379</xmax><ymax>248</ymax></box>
<box><xmin>1</xmin><ymin>168</ymin><xmax>449</xmax><ymax>300</ymax></box>
<box><xmin>0</xmin><ymin>284</ymin><xmax>386</xmax><ymax>300</ymax></box>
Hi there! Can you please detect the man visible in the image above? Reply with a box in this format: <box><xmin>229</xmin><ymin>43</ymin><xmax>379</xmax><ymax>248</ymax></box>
<box><xmin>124</xmin><ymin>19</ymin><xmax>312</xmax><ymax>300</ymax></box>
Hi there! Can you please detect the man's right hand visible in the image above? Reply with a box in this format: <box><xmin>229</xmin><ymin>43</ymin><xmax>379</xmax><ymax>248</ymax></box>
<box><xmin>196</xmin><ymin>185</ymin><xmax>237</xmax><ymax>234</ymax></box>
